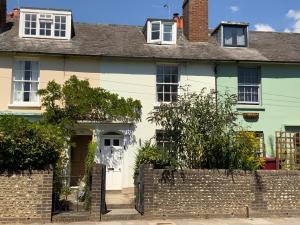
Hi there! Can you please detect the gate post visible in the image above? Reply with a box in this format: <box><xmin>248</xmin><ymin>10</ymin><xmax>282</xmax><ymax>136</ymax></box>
<box><xmin>90</xmin><ymin>164</ymin><xmax>106</xmax><ymax>221</ymax></box>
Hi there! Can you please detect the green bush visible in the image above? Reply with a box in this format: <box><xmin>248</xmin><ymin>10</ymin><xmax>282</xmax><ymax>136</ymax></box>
<box><xmin>134</xmin><ymin>141</ymin><xmax>178</xmax><ymax>172</ymax></box>
<box><xmin>0</xmin><ymin>115</ymin><xmax>65</xmax><ymax>171</ymax></box>
<box><xmin>83</xmin><ymin>141</ymin><xmax>97</xmax><ymax>210</ymax></box>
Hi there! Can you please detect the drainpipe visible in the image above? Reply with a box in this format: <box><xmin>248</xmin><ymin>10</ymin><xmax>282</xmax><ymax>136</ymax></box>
<box><xmin>214</xmin><ymin>63</ymin><xmax>218</xmax><ymax>110</ymax></box>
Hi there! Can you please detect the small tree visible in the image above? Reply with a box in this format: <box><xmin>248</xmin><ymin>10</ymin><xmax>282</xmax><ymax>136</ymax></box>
<box><xmin>148</xmin><ymin>89</ymin><xmax>263</xmax><ymax>170</ymax></box>
<box><xmin>38</xmin><ymin>75</ymin><xmax>142</xmax><ymax>129</ymax></box>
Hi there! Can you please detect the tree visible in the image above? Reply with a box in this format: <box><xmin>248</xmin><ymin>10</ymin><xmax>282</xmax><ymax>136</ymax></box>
<box><xmin>38</xmin><ymin>75</ymin><xmax>142</xmax><ymax>129</ymax></box>
<box><xmin>148</xmin><ymin>89</ymin><xmax>263</xmax><ymax>170</ymax></box>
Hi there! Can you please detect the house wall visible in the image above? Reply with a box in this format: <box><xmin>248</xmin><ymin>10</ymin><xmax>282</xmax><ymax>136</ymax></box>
<box><xmin>0</xmin><ymin>54</ymin><xmax>101</xmax><ymax>116</ymax></box>
<box><xmin>0</xmin><ymin>54</ymin><xmax>215</xmax><ymax>190</ymax></box>
<box><xmin>217</xmin><ymin>63</ymin><xmax>300</xmax><ymax>156</ymax></box>
<box><xmin>100</xmin><ymin>59</ymin><xmax>215</xmax><ymax>188</ymax></box>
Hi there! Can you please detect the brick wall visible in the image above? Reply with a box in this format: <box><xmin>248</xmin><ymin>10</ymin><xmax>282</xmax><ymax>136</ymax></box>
<box><xmin>0</xmin><ymin>169</ymin><xmax>53</xmax><ymax>223</ymax></box>
<box><xmin>0</xmin><ymin>0</ymin><xmax>6</xmax><ymax>31</ymax></box>
<box><xmin>183</xmin><ymin>0</ymin><xmax>208</xmax><ymax>42</ymax></box>
<box><xmin>90</xmin><ymin>164</ymin><xmax>106</xmax><ymax>221</ymax></box>
<box><xmin>141</xmin><ymin>165</ymin><xmax>300</xmax><ymax>218</ymax></box>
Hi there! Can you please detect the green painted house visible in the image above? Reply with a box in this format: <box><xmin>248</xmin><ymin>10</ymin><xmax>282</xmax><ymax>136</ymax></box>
<box><xmin>213</xmin><ymin>22</ymin><xmax>300</xmax><ymax>158</ymax></box>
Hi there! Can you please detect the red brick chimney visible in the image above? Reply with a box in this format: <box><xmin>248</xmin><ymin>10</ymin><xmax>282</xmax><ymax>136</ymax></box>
<box><xmin>0</xmin><ymin>0</ymin><xmax>6</xmax><ymax>31</ymax></box>
<box><xmin>183</xmin><ymin>0</ymin><xmax>208</xmax><ymax>42</ymax></box>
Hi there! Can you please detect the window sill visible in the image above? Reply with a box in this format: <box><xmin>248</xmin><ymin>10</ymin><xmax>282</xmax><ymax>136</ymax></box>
<box><xmin>236</xmin><ymin>104</ymin><xmax>265</xmax><ymax>111</ymax></box>
<box><xmin>8</xmin><ymin>103</ymin><xmax>41</xmax><ymax>109</ymax></box>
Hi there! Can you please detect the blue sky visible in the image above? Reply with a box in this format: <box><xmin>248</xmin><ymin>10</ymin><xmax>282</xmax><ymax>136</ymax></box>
<box><xmin>7</xmin><ymin>0</ymin><xmax>300</xmax><ymax>32</ymax></box>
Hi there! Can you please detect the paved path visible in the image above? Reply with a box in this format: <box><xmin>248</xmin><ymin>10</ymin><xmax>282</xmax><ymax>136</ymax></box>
<box><xmin>12</xmin><ymin>217</ymin><xmax>300</xmax><ymax>225</ymax></box>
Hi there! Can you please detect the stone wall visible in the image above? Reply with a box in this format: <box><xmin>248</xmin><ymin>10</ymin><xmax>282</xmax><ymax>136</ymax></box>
<box><xmin>0</xmin><ymin>169</ymin><xmax>53</xmax><ymax>223</ymax></box>
<box><xmin>141</xmin><ymin>165</ymin><xmax>300</xmax><ymax>218</ymax></box>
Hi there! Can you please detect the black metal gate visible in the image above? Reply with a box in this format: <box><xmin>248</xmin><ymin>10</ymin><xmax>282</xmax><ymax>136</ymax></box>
<box><xmin>135</xmin><ymin>165</ymin><xmax>144</xmax><ymax>214</ymax></box>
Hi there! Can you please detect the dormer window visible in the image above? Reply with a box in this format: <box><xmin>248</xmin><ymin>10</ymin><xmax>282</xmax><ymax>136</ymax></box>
<box><xmin>19</xmin><ymin>8</ymin><xmax>72</xmax><ymax>40</ymax></box>
<box><xmin>144</xmin><ymin>19</ymin><xmax>177</xmax><ymax>45</ymax></box>
<box><xmin>211</xmin><ymin>22</ymin><xmax>249</xmax><ymax>48</ymax></box>
<box><xmin>223</xmin><ymin>26</ymin><xmax>247</xmax><ymax>47</ymax></box>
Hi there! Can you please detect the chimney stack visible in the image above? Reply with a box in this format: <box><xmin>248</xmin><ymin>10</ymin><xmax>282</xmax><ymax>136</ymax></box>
<box><xmin>173</xmin><ymin>13</ymin><xmax>183</xmax><ymax>29</ymax></box>
<box><xmin>183</xmin><ymin>0</ymin><xmax>208</xmax><ymax>42</ymax></box>
<box><xmin>0</xmin><ymin>0</ymin><xmax>6</xmax><ymax>31</ymax></box>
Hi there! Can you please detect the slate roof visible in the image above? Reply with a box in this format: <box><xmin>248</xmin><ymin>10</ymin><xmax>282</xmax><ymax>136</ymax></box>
<box><xmin>0</xmin><ymin>19</ymin><xmax>300</xmax><ymax>63</ymax></box>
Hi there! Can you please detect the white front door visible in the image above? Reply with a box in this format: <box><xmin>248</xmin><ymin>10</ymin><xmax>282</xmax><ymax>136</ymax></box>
<box><xmin>101</xmin><ymin>135</ymin><xmax>124</xmax><ymax>190</ymax></box>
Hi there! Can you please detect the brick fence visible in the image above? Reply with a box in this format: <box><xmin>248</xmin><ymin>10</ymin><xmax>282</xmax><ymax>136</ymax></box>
<box><xmin>90</xmin><ymin>164</ymin><xmax>106</xmax><ymax>221</ymax></box>
<box><xmin>140</xmin><ymin>165</ymin><xmax>300</xmax><ymax>218</ymax></box>
<box><xmin>0</xmin><ymin>169</ymin><xmax>53</xmax><ymax>223</ymax></box>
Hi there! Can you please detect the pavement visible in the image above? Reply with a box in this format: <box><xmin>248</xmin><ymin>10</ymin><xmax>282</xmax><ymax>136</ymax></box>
<box><xmin>10</xmin><ymin>217</ymin><xmax>300</xmax><ymax>225</ymax></box>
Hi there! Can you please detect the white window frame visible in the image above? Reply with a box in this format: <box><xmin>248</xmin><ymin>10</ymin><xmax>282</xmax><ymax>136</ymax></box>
<box><xmin>156</xmin><ymin>63</ymin><xmax>180</xmax><ymax>103</ymax></box>
<box><xmin>10</xmin><ymin>60</ymin><xmax>40</xmax><ymax>107</ymax></box>
<box><xmin>147</xmin><ymin>21</ymin><xmax>177</xmax><ymax>45</ymax></box>
<box><xmin>19</xmin><ymin>8</ymin><xmax>72</xmax><ymax>40</ymax></box>
<box><xmin>237</xmin><ymin>67</ymin><xmax>261</xmax><ymax>105</ymax></box>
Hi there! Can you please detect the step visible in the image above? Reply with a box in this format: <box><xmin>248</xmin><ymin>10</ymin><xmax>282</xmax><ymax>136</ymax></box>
<box><xmin>101</xmin><ymin>208</ymin><xmax>141</xmax><ymax>221</ymax></box>
<box><xmin>107</xmin><ymin>203</ymin><xmax>135</xmax><ymax>209</ymax></box>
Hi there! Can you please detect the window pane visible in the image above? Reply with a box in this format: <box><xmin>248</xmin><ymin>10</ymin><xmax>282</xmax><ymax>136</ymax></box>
<box><xmin>55</xmin><ymin>30</ymin><xmax>60</xmax><ymax>37</ymax></box>
<box><xmin>24</xmin><ymin>82</ymin><xmax>30</xmax><ymax>92</ymax></box>
<box><xmin>156</xmin><ymin>75</ymin><xmax>163</xmax><ymax>83</ymax></box>
<box><xmin>61</xmin><ymin>16</ymin><xmax>66</xmax><ymax>23</ymax></box>
<box><xmin>30</xmin><ymin>92</ymin><xmax>38</xmax><ymax>102</ymax></box>
<box><xmin>164</xmin><ymin>75</ymin><xmax>171</xmax><ymax>83</ymax></box>
<box><xmin>171</xmin><ymin>85</ymin><xmax>178</xmax><ymax>92</ymax></box>
<box><xmin>152</xmin><ymin>23</ymin><xmax>160</xmax><ymax>31</ymax></box>
<box><xmin>31</xmin><ymin>29</ymin><xmax>36</xmax><ymax>35</ymax></box>
<box><xmin>24</xmin><ymin>71</ymin><xmax>31</xmax><ymax>80</ymax></box>
<box><xmin>164</xmin><ymin>93</ymin><xmax>171</xmax><ymax>102</ymax></box>
<box><xmin>163</xmin><ymin>33</ymin><xmax>172</xmax><ymax>41</ymax></box>
<box><xmin>157</xmin><ymin>66</ymin><xmax>163</xmax><ymax>75</ymax></box>
<box><xmin>164</xmin><ymin>24</ymin><xmax>172</xmax><ymax>33</ymax></box>
<box><xmin>113</xmin><ymin>139</ymin><xmax>120</xmax><ymax>146</ymax></box>
<box><xmin>25</xmin><ymin>22</ymin><xmax>30</xmax><ymax>28</ymax></box>
<box><xmin>40</xmin><ymin>29</ymin><xmax>45</xmax><ymax>35</ymax></box>
<box><xmin>164</xmin><ymin>85</ymin><xmax>170</xmax><ymax>92</ymax></box>
<box><xmin>171</xmin><ymin>93</ymin><xmax>178</xmax><ymax>102</ymax></box>
<box><xmin>46</xmin><ymin>30</ymin><xmax>51</xmax><ymax>36</ymax></box>
<box><xmin>55</xmin><ymin>24</ymin><xmax>60</xmax><ymax>29</ymax></box>
<box><xmin>31</xmin><ymin>83</ymin><xmax>38</xmax><ymax>92</ymax></box>
<box><xmin>61</xmin><ymin>31</ymin><xmax>66</xmax><ymax>37</ymax></box>
<box><xmin>104</xmin><ymin>139</ymin><xmax>111</xmax><ymax>146</ymax></box>
<box><xmin>32</xmin><ymin>14</ymin><xmax>37</xmax><ymax>21</ymax></box>
<box><xmin>152</xmin><ymin>31</ymin><xmax>160</xmax><ymax>40</ymax></box>
<box><xmin>61</xmin><ymin>24</ymin><xmax>66</xmax><ymax>30</ymax></box>
<box><xmin>23</xmin><ymin>92</ymin><xmax>30</xmax><ymax>102</ymax></box>
<box><xmin>25</xmin><ymin>29</ymin><xmax>30</xmax><ymax>35</ymax></box>
<box><xmin>237</xmin><ymin>28</ymin><xmax>246</xmax><ymax>46</ymax></box>
<box><xmin>25</xmin><ymin>14</ymin><xmax>30</xmax><ymax>20</ymax></box>
<box><xmin>171</xmin><ymin>75</ymin><xmax>178</xmax><ymax>83</ymax></box>
<box><xmin>157</xmin><ymin>93</ymin><xmax>163</xmax><ymax>102</ymax></box>
<box><xmin>157</xmin><ymin>84</ymin><xmax>163</xmax><ymax>92</ymax></box>
<box><xmin>224</xmin><ymin>27</ymin><xmax>233</xmax><ymax>45</ymax></box>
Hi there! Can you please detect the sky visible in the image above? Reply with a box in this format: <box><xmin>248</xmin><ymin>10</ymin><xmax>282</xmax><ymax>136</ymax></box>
<box><xmin>7</xmin><ymin>0</ymin><xmax>300</xmax><ymax>33</ymax></box>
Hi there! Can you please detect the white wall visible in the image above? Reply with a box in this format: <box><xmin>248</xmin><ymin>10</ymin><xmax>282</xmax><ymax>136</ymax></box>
<box><xmin>99</xmin><ymin>59</ymin><xmax>215</xmax><ymax>188</ymax></box>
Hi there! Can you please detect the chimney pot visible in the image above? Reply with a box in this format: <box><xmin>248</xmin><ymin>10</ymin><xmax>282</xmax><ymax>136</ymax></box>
<box><xmin>173</xmin><ymin>12</ymin><xmax>183</xmax><ymax>29</ymax></box>
<box><xmin>182</xmin><ymin>0</ymin><xmax>208</xmax><ymax>42</ymax></box>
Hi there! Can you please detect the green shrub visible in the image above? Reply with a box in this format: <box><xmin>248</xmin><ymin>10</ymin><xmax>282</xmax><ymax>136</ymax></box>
<box><xmin>134</xmin><ymin>141</ymin><xmax>178</xmax><ymax>172</ymax></box>
<box><xmin>0</xmin><ymin>115</ymin><xmax>65</xmax><ymax>171</ymax></box>
<box><xmin>83</xmin><ymin>141</ymin><xmax>97</xmax><ymax>210</ymax></box>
